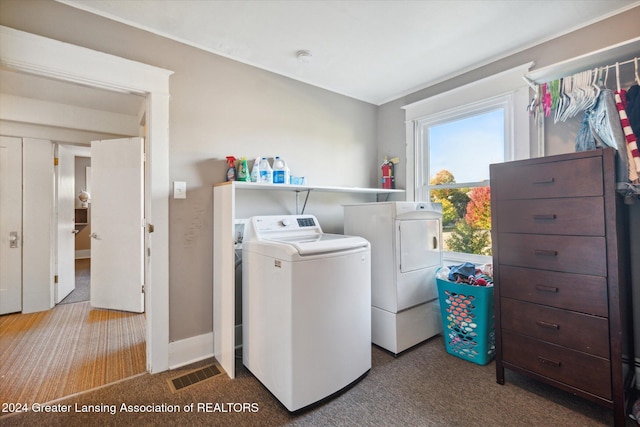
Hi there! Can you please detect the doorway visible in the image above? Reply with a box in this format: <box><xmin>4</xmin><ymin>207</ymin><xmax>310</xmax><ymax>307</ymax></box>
<box><xmin>57</xmin><ymin>154</ymin><xmax>92</xmax><ymax>305</ymax></box>
<box><xmin>0</xmin><ymin>25</ymin><xmax>173</xmax><ymax>374</ymax></box>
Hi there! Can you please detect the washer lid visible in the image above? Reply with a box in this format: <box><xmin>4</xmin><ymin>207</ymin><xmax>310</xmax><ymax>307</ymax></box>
<box><xmin>266</xmin><ymin>233</ymin><xmax>368</xmax><ymax>255</ymax></box>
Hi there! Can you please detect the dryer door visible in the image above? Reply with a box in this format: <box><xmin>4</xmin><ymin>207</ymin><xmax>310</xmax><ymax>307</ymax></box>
<box><xmin>398</xmin><ymin>219</ymin><xmax>441</xmax><ymax>273</ymax></box>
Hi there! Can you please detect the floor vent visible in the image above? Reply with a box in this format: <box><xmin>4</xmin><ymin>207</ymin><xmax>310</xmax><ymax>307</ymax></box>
<box><xmin>168</xmin><ymin>364</ymin><xmax>222</xmax><ymax>392</ymax></box>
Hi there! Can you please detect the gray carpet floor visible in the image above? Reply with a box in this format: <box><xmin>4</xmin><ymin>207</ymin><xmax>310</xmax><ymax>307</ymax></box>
<box><xmin>1</xmin><ymin>336</ymin><xmax>635</xmax><ymax>426</ymax></box>
<box><xmin>58</xmin><ymin>259</ymin><xmax>90</xmax><ymax>305</ymax></box>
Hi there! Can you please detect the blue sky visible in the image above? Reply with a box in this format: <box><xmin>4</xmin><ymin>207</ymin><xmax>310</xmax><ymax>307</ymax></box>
<box><xmin>428</xmin><ymin>109</ymin><xmax>504</xmax><ymax>183</ymax></box>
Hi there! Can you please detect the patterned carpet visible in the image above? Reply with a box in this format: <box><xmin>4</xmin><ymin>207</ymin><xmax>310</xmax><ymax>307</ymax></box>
<box><xmin>0</xmin><ymin>301</ymin><xmax>145</xmax><ymax>406</ymax></box>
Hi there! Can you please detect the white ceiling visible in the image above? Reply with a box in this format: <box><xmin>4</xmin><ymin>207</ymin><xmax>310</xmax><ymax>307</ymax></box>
<box><xmin>56</xmin><ymin>0</ymin><xmax>639</xmax><ymax>105</ymax></box>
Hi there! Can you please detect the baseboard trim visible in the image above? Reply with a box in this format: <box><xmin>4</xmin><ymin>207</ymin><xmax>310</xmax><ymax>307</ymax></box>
<box><xmin>168</xmin><ymin>332</ymin><xmax>214</xmax><ymax>370</ymax></box>
<box><xmin>75</xmin><ymin>249</ymin><xmax>91</xmax><ymax>259</ymax></box>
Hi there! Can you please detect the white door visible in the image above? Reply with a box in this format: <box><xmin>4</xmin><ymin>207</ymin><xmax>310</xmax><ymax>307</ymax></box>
<box><xmin>55</xmin><ymin>145</ymin><xmax>76</xmax><ymax>303</ymax></box>
<box><xmin>90</xmin><ymin>137</ymin><xmax>144</xmax><ymax>313</ymax></box>
<box><xmin>0</xmin><ymin>136</ymin><xmax>23</xmax><ymax>315</ymax></box>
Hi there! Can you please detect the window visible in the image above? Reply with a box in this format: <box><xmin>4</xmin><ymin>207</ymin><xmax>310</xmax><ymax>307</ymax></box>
<box><xmin>417</xmin><ymin>99</ymin><xmax>509</xmax><ymax>256</ymax></box>
<box><xmin>403</xmin><ymin>63</ymin><xmax>535</xmax><ymax>260</ymax></box>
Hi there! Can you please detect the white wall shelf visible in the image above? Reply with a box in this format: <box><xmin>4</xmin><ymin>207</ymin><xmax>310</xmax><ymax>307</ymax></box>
<box><xmin>216</xmin><ymin>180</ymin><xmax>405</xmax><ymax>193</ymax></box>
<box><xmin>525</xmin><ymin>37</ymin><xmax>640</xmax><ymax>84</ymax></box>
<box><xmin>212</xmin><ymin>181</ymin><xmax>404</xmax><ymax>379</ymax></box>
<box><xmin>215</xmin><ymin>181</ymin><xmax>404</xmax><ymax>214</ymax></box>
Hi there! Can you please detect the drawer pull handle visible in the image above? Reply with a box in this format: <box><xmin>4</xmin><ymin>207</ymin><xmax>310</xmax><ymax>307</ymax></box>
<box><xmin>534</xmin><ymin>249</ymin><xmax>558</xmax><ymax>256</ymax></box>
<box><xmin>535</xmin><ymin>320</ymin><xmax>560</xmax><ymax>330</ymax></box>
<box><xmin>532</xmin><ymin>214</ymin><xmax>557</xmax><ymax>220</ymax></box>
<box><xmin>535</xmin><ymin>284</ymin><xmax>559</xmax><ymax>293</ymax></box>
<box><xmin>532</xmin><ymin>178</ymin><xmax>555</xmax><ymax>185</ymax></box>
<box><xmin>537</xmin><ymin>356</ymin><xmax>561</xmax><ymax>368</ymax></box>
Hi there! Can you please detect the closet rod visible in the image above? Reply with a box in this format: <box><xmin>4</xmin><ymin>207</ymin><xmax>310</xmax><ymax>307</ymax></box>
<box><xmin>523</xmin><ymin>55</ymin><xmax>639</xmax><ymax>90</ymax></box>
<box><xmin>596</xmin><ymin>56</ymin><xmax>638</xmax><ymax>72</ymax></box>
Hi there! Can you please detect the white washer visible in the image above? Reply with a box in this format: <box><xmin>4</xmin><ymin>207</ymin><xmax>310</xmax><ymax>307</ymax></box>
<box><xmin>242</xmin><ymin>214</ymin><xmax>371</xmax><ymax>412</ymax></box>
<box><xmin>344</xmin><ymin>202</ymin><xmax>443</xmax><ymax>355</ymax></box>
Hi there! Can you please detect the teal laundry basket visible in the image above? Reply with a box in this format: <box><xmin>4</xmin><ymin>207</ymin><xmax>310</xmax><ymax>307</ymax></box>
<box><xmin>437</xmin><ymin>276</ymin><xmax>495</xmax><ymax>365</ymax></box>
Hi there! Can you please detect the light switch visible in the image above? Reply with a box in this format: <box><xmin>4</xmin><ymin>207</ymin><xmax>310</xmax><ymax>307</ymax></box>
<box><xmin>174</xmin><ymin>181</ymin><xmax>187</xmax><ymax>199</ymax></box>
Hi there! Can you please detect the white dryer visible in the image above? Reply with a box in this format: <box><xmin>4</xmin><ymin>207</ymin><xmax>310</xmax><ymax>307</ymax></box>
<box><xmin>344</xmin><ymin>202</ymin><xmax>443</xmax><ymax>354</ymax></box>
<box><xmin>242</xmin><ymin>214</ymin><xmax>371</xmax><ymax>412</ymax></box>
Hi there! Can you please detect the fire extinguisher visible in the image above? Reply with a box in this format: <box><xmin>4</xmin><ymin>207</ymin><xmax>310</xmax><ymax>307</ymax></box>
<box><xmin>381</xmin><ymin>157</ymin><xmax>393</xmax><ymax>189</ymax></box>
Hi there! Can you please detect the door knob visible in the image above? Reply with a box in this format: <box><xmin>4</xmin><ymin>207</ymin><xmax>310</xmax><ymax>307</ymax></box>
<box><xmin>72</xmin><ymin>229</ymin><xmax>80</xmax><ymax>235</ymax></box>
<box><xmin>90</xmin><ymin>232</ymin><xmax>101</xmax><ymax>240</ymax></box>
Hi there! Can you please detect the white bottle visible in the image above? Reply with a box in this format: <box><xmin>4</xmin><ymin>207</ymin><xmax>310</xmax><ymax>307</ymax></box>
<box><xmin>258</xmin><ymin>157</ymin><xmax>272</xmax><ymax>183</ymax></box>
<box><xmin>250</xmin><ymin>157</ymin><xmax>261</xmax><ymax>182</ymax></box>
<box><xmin>272</xmin><ymin>156</ymin><xmax>290</xmax><ymax>184</ymax></box>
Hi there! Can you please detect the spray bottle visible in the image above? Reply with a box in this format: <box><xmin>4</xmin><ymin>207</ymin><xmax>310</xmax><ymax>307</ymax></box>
<box><xmin>225</xmin><ymin>156</ymin><xmax>237</xmax><ymax>181</ymax></box>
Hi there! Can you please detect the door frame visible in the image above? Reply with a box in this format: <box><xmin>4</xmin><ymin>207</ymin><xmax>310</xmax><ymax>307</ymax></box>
<box><xmin>0</xmin><ymin>25</ymin><xmax>173</xmax><ymax>373</ymax></box>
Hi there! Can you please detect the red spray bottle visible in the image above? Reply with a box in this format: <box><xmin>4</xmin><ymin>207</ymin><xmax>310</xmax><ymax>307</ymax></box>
<box><xmin>225</xmin><ymin>156</ymin><xmax>237</xmax><ymax>181</ymax></box>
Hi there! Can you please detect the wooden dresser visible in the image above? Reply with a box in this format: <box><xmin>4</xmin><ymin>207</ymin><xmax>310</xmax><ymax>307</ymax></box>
<box><xmin>490</xmin><ymin>148</ymin><xmax>634</xmax><ymax>426</ymax></box>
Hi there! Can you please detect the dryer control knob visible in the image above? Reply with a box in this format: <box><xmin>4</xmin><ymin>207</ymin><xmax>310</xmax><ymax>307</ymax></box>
<box><xmin>281</xmin><ymin>218</ymin><xmax>291</xmax><ymax>227</ymax></box>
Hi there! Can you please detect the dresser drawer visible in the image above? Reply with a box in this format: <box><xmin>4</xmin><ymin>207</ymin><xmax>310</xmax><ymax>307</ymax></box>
<box><xmin>501</xmin><ymin>298</ymin><xmax>609</xmax><ymax>358</ymax></box>
<box><xmin>498</xmin><ymin>234</ymin><xmax>607</xmax><ymax>276</ymax></box>
<box><xmin>491</xmin><ymin>156</ymin><xmax>603</xmax><ymax>200</ymax></box>
<box><xmin>498</xmin><ymin>266</ymin><xmax>608</xmax><ymax>317</ymax></box>
<box><xmin>502</xmin><ymin>330</ymin><xmax>612</xmax><ymax>400</ymax></box>
<box><xmin>497</xmin><ymin>197</ymin><xmax>604</xmax><ymax>236</ymax></box>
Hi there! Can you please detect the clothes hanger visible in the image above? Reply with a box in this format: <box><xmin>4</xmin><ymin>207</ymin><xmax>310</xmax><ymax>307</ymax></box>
<box><xmin>576</xmin><ymin>69</ymin><xmax>594</xmax><ymax>113</ymax></box>
<box><xmin>559</xmin><ymin>74</ymin><xmax>576</xmax><ymax>121</ymax></box>
<box><xmin>586</xmin><ymin>68</ymin><xmax>600</xmax><ymax>110</ymax></box>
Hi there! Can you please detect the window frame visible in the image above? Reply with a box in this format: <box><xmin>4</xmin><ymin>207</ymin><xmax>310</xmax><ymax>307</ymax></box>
<box><xmin>414</xmin><ymin>94</ymin><xmax>512</xmax><ymax>203</ymax></box>
<box><xmin>402</xmin><ymin>62</ymin><xmax>536</xmax><ymax>261</ymax></box>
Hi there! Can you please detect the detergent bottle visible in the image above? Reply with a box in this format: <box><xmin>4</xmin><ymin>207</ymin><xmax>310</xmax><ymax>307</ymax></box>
<box><xmin>237</xmin><ymin>157</ymin><xmax>250</xmax><ymax>182</ymax></box>
<box><xmin>225</xmin><ymin>156</ymin><xmax>237</xmax><ymax>181</ymax></box>
<box><xmin>258</xmin><ymin>157</ymin><xmax>273</xmax><ymax>183</ymax></box>
<box><xmin>250</xmin><ymin>157</ymin><xmax>261</xmax><ymax>182</ymax></box>
<box><xmin>272</xmin><ymin>156</ymin><xmax>290</xmax><ymax>184</ymax></box>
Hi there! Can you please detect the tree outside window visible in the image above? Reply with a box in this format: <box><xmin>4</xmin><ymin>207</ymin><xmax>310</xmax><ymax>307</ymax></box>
<box><xmin>423</xmin><ymin>107</ymin><xmax>505</xmax><ymax>256</ymax></box>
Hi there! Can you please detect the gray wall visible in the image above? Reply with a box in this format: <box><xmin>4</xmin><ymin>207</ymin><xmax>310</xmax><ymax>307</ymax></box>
<box><xmin>0</xmin><ymin>0</ymin><xmax>378</xmax><ymax>342</ymax></box>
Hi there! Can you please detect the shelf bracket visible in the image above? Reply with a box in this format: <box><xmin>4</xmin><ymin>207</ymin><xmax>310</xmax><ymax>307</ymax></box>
<box><xmin>295</xmin><ymin>189</ymin><xmax>312</xmax><ymax>214</ymax></box>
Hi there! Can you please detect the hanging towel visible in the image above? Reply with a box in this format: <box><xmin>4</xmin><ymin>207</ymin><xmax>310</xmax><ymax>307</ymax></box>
<box><xmin>614</xmin><ymin>89</ymin><xmax>640</xmax><ymax>177</ymax></box>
